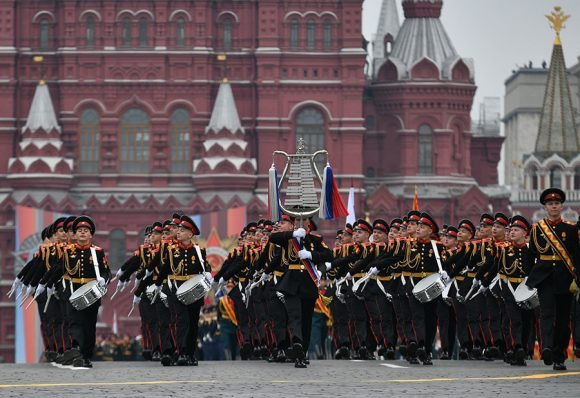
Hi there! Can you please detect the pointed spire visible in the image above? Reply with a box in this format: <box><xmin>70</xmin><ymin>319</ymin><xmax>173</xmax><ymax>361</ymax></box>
<box><xmin>22</xmin><ymin>82</ymin><xmax>61</xmax><ymax>133</ymax></box>
<box><xmin>373</xmin><ymin>0</ymin><xmax>400</xmax><ymax>60</ymax></box>
<box><xmin>534</xmin><ymin>8</ymin><xmax>579</xmax><ymax>156</ymax></box>
<box><xmin>205</xmin><ymin>80</ymin><xmax>244</xmax><ymax>134</ymax></box>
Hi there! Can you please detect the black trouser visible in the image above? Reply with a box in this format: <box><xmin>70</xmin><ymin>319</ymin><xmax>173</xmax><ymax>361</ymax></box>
<box><xmin>393</xmin><ymin>279</ymin><xmax>414</xmax><ymax>345</ymax></box>
<box><xmin>364</xmin><ymin>281</ymin><xmax>396</xmax><ymax>350</ymax></box>
<box><xmin>452</xmin><ymin>298</ymin><xmax>470</xmax><ymax>349</ymax></box>
<box><xmin>252</xmin><ymin>286</ymin><xmax>269</xmax><ymax>346</ymax></box>
<box><xmin>437</xmin><ymin>299</ymin><xmax>456</xmax><ymax>354</ymax></box>
<box><xmin>266</xmin><ymin>282</ymin><xmax>288</xmax><ymax>350</ymax></box>
<box><xmin>538</xmin><ymin>287</ymin><xmax>572</xmax><ymax>363</ymax></box>
<box><xmin>408</xmin><ymin>281</ymin><xmax>439</xmax><ymax>355</ymax></box>
<box><xmin>345</xmin><ymin>294</ymin><xmax>368</xmax><ymax>349</ymax></box>
<box><xmin>139</xmin><ymin>297</ymin><xmax>155</xmax><ymax>352</ymax></box>
<box><xmin>155</xmin><ymin>298</ymin><xmax>174</xmax><ymax>355</ymax></box>
<box><xmin>230</xmin><ymin>287</ymin><xmax>251</xmax><ymax>346</ymax></box>
<box><xmin>573</xmin><ymin>296</ymin><xmax>580</xmax><ymax>348</ymax></box>
<box><xmin>171</xmin><ymin>295</ymin><xmax>203</xmax><ymax>357</ymax></box>
<box><xmin>330</xmin><ymin>293</ymin><xmax>350</xmax><ymax>347</ymax></box>
<box><xmin>35</xmin><ymin>292</ymin><xmax>50</xmax><ymax>351</ymax></box>
<box><xmin>502</xmin><ymin>282</ymin><xmax>533</xmax><ymax>351</ymax></box>
<box><xmin>68</xmin><ymin>300</ymin><xmax>100</xmax><ymax>359</ymax></box>
<box><xmin>284</xmin><ymin>294</ymin><xmax>317</xmax><ymax>351</ymax></box>
<box><xmin>59</xmin><ymin>297</ymin><xmax>71</xmax><ymax>352</ymax></box>
<box><xmin>484</xmin><ymin>291</ymin><xmax>503</xmax><ymax>349</ymax></box>
<box><xmin>45</xmin><ymin>294</ymin><xmax>63</xmax><ymax>352</ymax></box>
<box><xmin>466</xmin><ymin>292</ymin><xmax>487</xmax><ymax>348</ymax></box>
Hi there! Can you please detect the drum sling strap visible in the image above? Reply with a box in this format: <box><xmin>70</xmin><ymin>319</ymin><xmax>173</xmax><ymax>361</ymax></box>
<box><xmin>69</xmin><ymin>247</ymin><xmax>101</xmax><ymax>294</ymax></box>
<box><xmin>537</xmin><ymin>220</ymin><xmax>577</xmax><ymax>279</ymax></box>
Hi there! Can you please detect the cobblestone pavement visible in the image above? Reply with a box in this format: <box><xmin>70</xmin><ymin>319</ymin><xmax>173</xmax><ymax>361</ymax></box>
<box><xmin>0</xmin><ymin>360</ymin><xmax>579</xmax><ymax>398</ymax></box>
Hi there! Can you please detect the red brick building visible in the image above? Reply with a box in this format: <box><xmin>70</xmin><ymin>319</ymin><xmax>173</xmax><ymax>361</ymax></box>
<box><xmin>0</xmin><ymin>0</ymin><xmax>506</xmax><ymax>361</ymax></box>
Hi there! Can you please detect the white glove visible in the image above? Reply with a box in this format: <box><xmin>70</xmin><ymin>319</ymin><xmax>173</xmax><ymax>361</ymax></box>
<box><xmin>217</xmin><ymin>277</ymin><xmax>225</xmax><ymax>286</ymax></box>
<box><xmin>440</xmin><ymin>271</ymin><xmax>450</xmax><ymax>284</ymax></box>
<box><xmin>292</xmin><ymin>228</ymin><xmax>306</xmax><ymax>239</ymax></box>
<box><xmin>119</xmin><ymin>280</ymin><xmax>128</xmax><ymax>292</ymax></box>
<box><xmin>259</xmin><ymin>273</ymin><xmax>269</xmax><ymax>282</ymax></box>
<box><xmin>345</xmin><ymin>273</ymin><xmax>352</xmax><ymax>281</ymax></box>
<box><xmin>97</xmin><ymin>277</ymin><xmax>106</xmax><ymax>288</ymax></box>
<box><xmin>26</xmin><ymin>285</ymin><xmax>35</xmax><ymax>296</ymax></box>
<box><xmin>369</xmin><ymin>267</ymin><xmax>379</xmax><ymax>276</ymax></box>
<box><xmin>479</xmin><ymin>285</ymin><xmax>488</xmax><ymax>294</ymax></box>
<box><xmin>276</xmin><ymin>291</ymin><xmax>285</xmax><ymax>303</ymax></box>
<box><xmin>47</xmin><ymin>287</ymin><xmax>54</xmax><ymax>297</ymax></box>
<box><xmin>316</xmin><ymin>270</ymin><xmax>322</xmax><ymax>280</ymax></box>
<box><xmin>9</xmin><ymin>278</ymin><xmax>22</xmax><ymax>295</ymax></box>
<box><xmin>133</xmin><ymin>295</ymin><xmax>141</xmax><ymax>305</ymax></box>
<box><xmin>472</xmin><ymin>278</ymin><xmax>481</xmax><ymax>288</ymax></box>
<box><xmin>145</xmin><ymin>269</ymin><xmax>153</xmax><ymax>278</ymax></box>
<box><xmin>204</xmin><ymin>272</ymin><xmax>214</xmax><ymax>284</ymax></box>
<box><xmin>115</xmin><ymin>269</ymin><xmax>123</xmax><ymax>279</ymax></box>
<box><xmin>34</xmin><ymin>284</ymin><xmax>46</xmax><ymax>297</ymax></box>
<box><xmin>133</xmin><ymin>278</ymin><xmax>141</xmax><ymax>291</ymax></box>
<box><xmin>325</xmin><ymin>262</ymin><xmax>332</xmax><ymax>271</ymax></box>
<box><xmin>298</xmin><ymin>249</ymin><xmax>312</xmax><ymax>260</ymax></box>
<box><xmin>155</xmin><ymin>284</ymin><xmax>163</xmax><ymax>294</ymax></box>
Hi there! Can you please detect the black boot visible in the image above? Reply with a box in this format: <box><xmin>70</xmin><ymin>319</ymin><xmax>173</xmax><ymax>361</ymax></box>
<box><xmin>177</xmin><ymin>354</ymin><xmax>188</xmax><ymax>366</ymax></box>
<box><xmin>385</xmin><ymin>346</ymin><xmax>395</xmax><ymax>360</ymax></box>
<box><xmin>541</xmin><ymin>348</ymin><xmax>553</xmax><ymax>366</ymax></box>
<box><xmin>553</xmin><ymin>362</ymin><xmax>567</xmax><ymax>371</ymax></box>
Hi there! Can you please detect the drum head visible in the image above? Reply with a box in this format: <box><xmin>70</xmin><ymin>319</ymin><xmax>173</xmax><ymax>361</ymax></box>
<box><xmin>412</xmin><ymin>273</ymin><xmax>441</xmax><ymax>294</ymax></box>
<box><xmin>514</xmin><ymin>281</ymin><xmax>535</xmax><ymax>301</ymax></box>
<box><xmin>70</xmin><ymin>280</ymin><xmax>98</xmax><ymax>300</ymax></box>
<box><xmin>176</xmin><ymin>274</ymin><xmax>205</xmax><ymax>295</ymax></box>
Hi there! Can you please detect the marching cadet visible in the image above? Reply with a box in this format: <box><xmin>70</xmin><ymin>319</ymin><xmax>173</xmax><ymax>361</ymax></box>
<box><xmin>437</xmin><ymin>225</ymin><xmax>457</xmax><ymax>360</ymax></box>
<box><xmin>496</xmin><ymin>215</ymin><xmax>534</xmax><ymax>366</ymax></box>
<box><xmin>155</xmin><ymin>215</ymin><xmax>212</xmax><ymax>366</ymax></box>
<box><xmin>340</xmin><ymin>219</ymin><xmax>373</xmax><ymax>359</ymax></box>
<box><xmin>526</xmin><ymin>188</ymin><xmax>579</xmax><ymax>371</ymax></box>
<box><xmin>266</xmin><ymin>214</ymin><xmax>332</xmax><ymax>368</ymax></box>
<box><xmin>326</xmin><ymin>227</ymin><xmax>353</xmax><ymax>359</ymax></box>
<box><xmin>403</xmin><ymin>212</ymin><xmax>446</xmax><ymax>365</ymax></box>
<box><xmin>54</xmin><ymin>216</ymin><xmax>111</xmax><ymax>368</ymax></box>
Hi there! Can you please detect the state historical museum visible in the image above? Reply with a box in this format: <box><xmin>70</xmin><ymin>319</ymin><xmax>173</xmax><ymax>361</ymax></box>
<box><xmin>0</xmin><ymin>1</ymin><xmax>506</xmax><ymax>361</ymax></box>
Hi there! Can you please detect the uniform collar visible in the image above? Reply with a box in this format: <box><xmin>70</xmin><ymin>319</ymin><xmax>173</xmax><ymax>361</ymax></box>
<box><xmin>75</xmin><ymin>242</ymin><xmax>91</xmax><ymax>250</ymax></box>
<box><xmin>178</xmin><ymin>241</ymin><xmax>193</xmax><ymax>250</ymax></box>
<box><xmin>546</xmin><ymin>218</ymin><xmax>562</xmax><ymax>226</ymax></box>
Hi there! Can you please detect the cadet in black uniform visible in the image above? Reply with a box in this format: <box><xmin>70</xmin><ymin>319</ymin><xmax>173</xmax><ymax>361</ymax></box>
<box><xmin>527</xmin><ymin>188</ymin><xmax>580</xmax><ymax>371</ymax></box>
<box><xmin>267</xmin><ymin>214</ymin><xmax>332</xmax><ymax>368</ymax></box>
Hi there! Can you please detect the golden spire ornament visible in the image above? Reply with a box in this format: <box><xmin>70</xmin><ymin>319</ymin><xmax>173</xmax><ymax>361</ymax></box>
<box><xmin>546</xmin><ymin>6</ymin><xmax>570</xmax><ymax>45</ymax></box>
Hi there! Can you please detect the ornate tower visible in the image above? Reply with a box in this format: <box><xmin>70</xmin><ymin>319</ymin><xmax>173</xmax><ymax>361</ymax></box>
<box><xmin>517</xmin><ymin>7</ymin><xmax>580</xmax><ymax>221</ymax></box>
<box><xmin>371</xmin><ymin>0</ymin><xmax>400</xmax><ymax>78</ymax></box>
<box><xmin>365</xmin><ymin>0</ymin><xmax>506</xmax><ymax>223</ymax></box>
<box><xmin>7</xmin><ymin>74</ymin><xmax>73</xmax><ymax>191</ymax></box>
<box><xmin>193</xmin><ymin>80</ymin><xmax>257</xmax><ymax>197</ymax></box>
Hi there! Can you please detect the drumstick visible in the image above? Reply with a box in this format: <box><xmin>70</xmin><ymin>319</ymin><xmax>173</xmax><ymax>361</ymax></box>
<box><xmin>43</xmin><ymin>293</ymin><xmax>52</xmax><ymax>313</ymax></box>
<box><xmin>25</xmin><ymin>297</ymin><xmax>36</xmax><ymax>310</ymax></box>
<box><xmin>127</xmin><ymin>304</ymin><xmax>135</xmax><ymax>317</ymax></box>
<box><xmin>151</xmin><ymin>289</ymin><xmax>159</xmax><ymax>304</ymax></box>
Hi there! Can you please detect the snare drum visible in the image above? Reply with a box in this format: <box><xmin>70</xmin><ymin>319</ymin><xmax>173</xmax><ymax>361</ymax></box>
<box><xmin>146</xmin><ymin>285</ymin><xmax>169</xmax><ymax>308</ymax></box>
<box><xmin>412</xmin><ymin>274</ymin><xmax>445</xmax><ymax>303</ymax></box>
<box><xmin>514</xmin><ymin>281</ymin><xmax>539</xmax><ymax>310</ymax></box>
<box><xmin>69</xmin><ymin>280</ymin><xmax>106</xmax><ymax>310</ymax></box>
<box><xmin>176</xmin><ymin>274</ymin><xmax>211</xmax><ymax>305</ymax></box>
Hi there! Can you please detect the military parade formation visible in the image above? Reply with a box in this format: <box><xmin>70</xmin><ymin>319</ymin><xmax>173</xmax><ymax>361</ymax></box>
<box><xmin>6</xmin><ymin>187</ymin><xmax>580</xmax><ymax>372</ymax></box>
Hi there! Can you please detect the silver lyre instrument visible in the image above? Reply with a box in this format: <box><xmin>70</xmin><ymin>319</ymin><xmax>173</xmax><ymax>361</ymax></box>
<box><xmin>273</xmin><ymin>138</ymin><xmax>328</xmax><ymax>221</ymax></box>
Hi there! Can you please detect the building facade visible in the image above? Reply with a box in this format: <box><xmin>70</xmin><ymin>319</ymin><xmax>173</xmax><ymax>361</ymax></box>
<box><xmin>0</xmin><ymin>0</ymin><xmax>507</xmax><ymax>362</ymax></box>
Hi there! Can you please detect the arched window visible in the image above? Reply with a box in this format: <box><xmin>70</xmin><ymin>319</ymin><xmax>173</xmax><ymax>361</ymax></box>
<box><xmin>122</xmin><ymin>18</ymin><xmax>132</xmax><ymax>47</ymax></box>
<box><xmin>384</xmin><ymin>34</ymin><xmax>394</xmax><ymax>56</ymax></box>
<box><xmin>176</xmin><ymin>17</ymin><xmax>186</xmax><ymax>47</ymax></box>
<box><xmin>86</xmin><ymin>15</ymin><xmax>96</xmax><ymax>48</ymax></box>
<box><xmin>290</xmin><ymin>19</ymin><xmax>299</xmax><ymax>49</ymax></box>
<box><xmin>223</xmin><ymin>18</ymin><xmax>233</xmax><ymax>51</ymax></box>
<box><xmin>170</xmin><ymin>109</ymin><xmax>190</xmax><ymax>173</ymax></box>
<box><xmin>109</xmin><ymin>229</ymin><xmax>126</xmax><ymax>270</ymax></box>
<box><xmin>120</xmin><ymin>108</ymin><xmax>150</xmax><ymax>173</ymax></box>
<box><xmin>529</xmin><ymin>167</ymin><xmax>539</xmax><ymax>190</ymax></box>
<box><xmin>306</xmin><ymin>19</ymin><xmax>316</xmax><ymax>49</ymax></box>
<box><xmin>575</xmin><ymin>166</ymin><xmax>580</xmax><ymax>190</ymax></box>
<box><xmin>550</xmin><ymin>167</ymin><xmax>563</xmax><ymax>189</ymax></box>
<box><xmin>39</xmin><ymin>18</ymin><xmax>50</xmax><ymax>50</ymax></box>
<box><xmin>79</xmin><ymin>109</ymin><xmax>100</xmax><ymax>173</ymax></box>
<box><xmin>296</xmin><ymin>107</ymin><xmax>325</xmax><ymax>154</ymax></box>
<box><xmin>323</xmin><ymin>20</ymin><xmax>332</xmax><ymax>50</ymax></box>
<box><xmin>138</xmin><ymin>18</ymin><xmax>148</xmax><ymax>48</ymax></box>
<box><xmin>418</xmin><ymin>124</ymin><xmax>433</xmax><ymax>175</ymax></box>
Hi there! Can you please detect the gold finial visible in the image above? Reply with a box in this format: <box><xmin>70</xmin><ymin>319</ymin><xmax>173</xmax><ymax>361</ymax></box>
<box><xmin>222</xmin><ymin>77</ymin><xmax>229</xmax><ymax>83</ymax></box>
<box><xmin>546</xmin><ymin>6</ymin><xmax>570</xmax><ymax>45</ymax></box>
<box><xmin>33</xmin><ymin>55</ymin><xmax>44</xmax><ymax>63</ymax></box>
<box><xmin>217</xmin><ymin>54</ymin><xmax>227</xmax><ymax>61</ymax></box>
